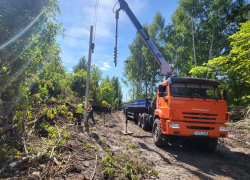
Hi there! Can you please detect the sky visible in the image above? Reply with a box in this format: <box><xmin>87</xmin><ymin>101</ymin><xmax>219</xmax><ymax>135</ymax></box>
<box><xmin>56</xmin><ymin>0</ymin><xmax>179</xmax><ymax>101</ymax></box>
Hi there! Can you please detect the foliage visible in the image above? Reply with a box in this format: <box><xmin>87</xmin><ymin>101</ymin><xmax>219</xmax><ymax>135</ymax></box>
<box><xmin>119</xmin><ymin>137</ymin><xmax>126</xmax><ymax>142</ymax></box>
<box><xmin>102</xmin><ymin>151</ymin><xmax>158</xmax><ymax>179</ymax></box>
<box><xmin>122</xmin><ymin>0</ymin><xmax>250</xmax><ymax>105</ymax></box>
<box><xmin>190</xmin><ymin>20</ymin><xmax>250</xmax><ymax>105</ymax></box>
<box><xmin>70</xmin><ymin>69</ymin><xmax>87</xmax><ymax>97</ymax></box>
<box><xmin>58</xmin><ymin>104</ymin><xmax>68</xmax><ymax>115</ymax></box>
<box><xmin>72</xmin><ymin>56</ymin><xmax>87</xmax><ymax>73</ymax></box>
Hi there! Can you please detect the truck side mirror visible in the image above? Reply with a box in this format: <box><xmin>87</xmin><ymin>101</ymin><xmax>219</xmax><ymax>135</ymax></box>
<box><xmin>223</xmin><ymin>89</ymin><xmax>227</xmax><ymax>101</ymax></box>
<box><xmin>159</xmin><ymin>85</ymin><xmax>164</xmax><ymax>97</ymax></box>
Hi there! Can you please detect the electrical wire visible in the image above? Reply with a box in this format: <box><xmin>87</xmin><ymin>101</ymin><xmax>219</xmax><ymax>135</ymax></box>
<box><xmin>93</xmin><ymin>0</ymin><xmax>99</xmax><ymax>43</ymax></box>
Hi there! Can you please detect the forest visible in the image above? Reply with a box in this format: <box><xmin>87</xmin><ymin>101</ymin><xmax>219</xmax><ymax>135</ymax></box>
<box><xmin>123</xmin><ymin>0</ymin><xmax>250</xmax><ymax>106</ymax></box>
<box><xmin>0</xmin><ymin>0</ymin><xmax>250</xmax><ymax>179</ymax></box>
<box><xmin>0</xmin><ymin>0</ymin><xmax>122</xmax><ymax>126</ymax></box>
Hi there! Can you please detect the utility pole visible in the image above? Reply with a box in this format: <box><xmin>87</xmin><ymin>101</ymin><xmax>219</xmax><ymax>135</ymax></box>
<box><xmin>84</xmin><ymin>25</ymin><xmax>93</xmax><ymax>124</ymax></box>
<box><xmin>117</xmin><ymin>86</ymin><xmax>119</xmax><ymax>111</ymax></box>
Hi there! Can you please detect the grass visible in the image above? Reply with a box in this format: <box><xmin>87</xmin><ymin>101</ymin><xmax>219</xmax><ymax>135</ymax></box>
<box><xmin>86</xmin><ymin>143</ymin><xmax>91</xmax><ymax>148</ymax></box>
<box><xmin>102</xmin><ymin>151</ymin><xmax>158</xmax><ymax>179</ymax></box>
<box><xmin>120</xmin><ymin>137</ymin><xmax>126</xmax><ymax>142</ymax></box>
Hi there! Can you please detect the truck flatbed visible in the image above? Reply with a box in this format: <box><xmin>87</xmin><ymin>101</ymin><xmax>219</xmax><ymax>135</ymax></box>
<box><xmin>124</xmin><ymin>98</ymin><xmax>152</xmax><ymax>108</ymax></box>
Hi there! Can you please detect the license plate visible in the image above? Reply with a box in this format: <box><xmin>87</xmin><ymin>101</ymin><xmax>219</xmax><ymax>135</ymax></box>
<box><xmin>194</xmin><ymin>131</ymin><xmax>208</xmax><ymax>136</ymax></box>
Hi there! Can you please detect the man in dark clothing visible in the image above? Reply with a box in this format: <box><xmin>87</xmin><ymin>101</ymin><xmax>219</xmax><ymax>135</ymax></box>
<box><xmin>87</xmin><ymin>105</ymin><xmax>95</xmax><ymax>125</ymax></box>
<box><xmin>108</xmin><ymin>104</ymin><xmax>112</xmax><ymax>115</ymax></box>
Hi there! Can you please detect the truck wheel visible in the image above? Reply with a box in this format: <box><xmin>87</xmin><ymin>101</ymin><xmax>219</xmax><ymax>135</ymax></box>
<box><xmin>138</xmin><ymin>114</ymin><xmax>142</xmax><ymax>127</ymax></box>
<box><xmin>142</xmin><ymin>115</ymin><xmax>151</xmax><ymax>131</ymax></box>
<box><xmin>135</xmin><ymin>113</ymin><xmax>138</xmax><ymax>125</ymax></box>
<box><xmin>193</xmin><ymin>138</ymin><xmax>218</xmax><ymax>152</ymax></box>
<box><xmin>152</xmin><ymin>118</ymin><xmax>167</xmax><ymax>147</ymax></box>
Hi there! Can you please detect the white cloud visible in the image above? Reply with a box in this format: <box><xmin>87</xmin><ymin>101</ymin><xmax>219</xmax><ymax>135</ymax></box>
<box><xmin>91</xmin><ymin>63</ymin><xmax>99</xmax><ymax>66</ymax></box>
<box><xmin>100</xmin><ymin>67</ymin><xmax>108</xmax><ymax>71</ymax></box>
<box><xmin>66</xmin><ymin>27</ymin><xmax>89</xmax><ymax>38</ymax></box>
<box><xmin>69</xmin><ymin>68</ymin><xmax>73</xmax><ymax>71</ymax></box>
<box><xmin>98</xmin><ymin>61</ymin><xmax>111</xmax><ymax>71</ymax></box>
<box><xmin>103</xmin><ymin>62</ymin><xmax>111</xmax><ymax>68</ymax></box>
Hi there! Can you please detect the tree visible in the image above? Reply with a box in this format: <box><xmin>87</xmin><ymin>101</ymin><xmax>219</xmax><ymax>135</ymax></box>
<box><xmin>70</xmin><ymin>69</ymin><xmax>87</xmax><ymax>97</ymax></box>
<box><xmin>89</xmin><ymin>65</ymin><xmax>102</xmax><ymax>106</ymax></box>
<box><xmin>99</xmin><ymin>76</ymin><xmax>115</xmax><ymax>104</ymax></box>
<box><xmin>72</xmin><ymin>56</ymin><xmax>87</xmax><ymax>73</ymax></box>
<box><xmin>0</xmin><ymin>0</ymin><xmax>62</xmax><ymax>117</ymax></box>
<box><xmin>190</xmin><ymin>20</ymin><xmax>250</xmax><ymax>105</ymax></box>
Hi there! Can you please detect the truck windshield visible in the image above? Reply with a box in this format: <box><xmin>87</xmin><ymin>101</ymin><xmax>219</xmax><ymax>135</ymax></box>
<box><xmin>170</xmin><ymin>83</ymin><xmax>222</xmax><ymax>100</ymax></box>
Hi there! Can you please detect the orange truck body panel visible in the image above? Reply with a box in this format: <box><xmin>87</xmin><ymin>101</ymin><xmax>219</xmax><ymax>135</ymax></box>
<box><xmin>156</xmin><ymin>79</ymin><xmax>228</xmax><ymax>138</ymax></box>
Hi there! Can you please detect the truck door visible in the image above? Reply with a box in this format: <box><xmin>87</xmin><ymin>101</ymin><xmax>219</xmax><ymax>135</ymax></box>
<box><xmin>158</xmin><ymin>85</ymin><xmax>170</xmax><ymax>118</ymax></box>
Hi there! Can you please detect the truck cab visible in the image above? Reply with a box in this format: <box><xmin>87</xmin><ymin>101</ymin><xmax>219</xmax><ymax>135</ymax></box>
<box><xmin>152</xmin><ymin>77</ymin><xmax>228</xmax><ymax>150</ymax></box>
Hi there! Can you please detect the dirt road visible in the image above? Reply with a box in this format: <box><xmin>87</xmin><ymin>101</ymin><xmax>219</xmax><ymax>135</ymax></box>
<box><xmin>93</xmin><ymin>111</ymin><xmax>250</xmax><ymax>180</ymax></box>
<box><xmin>4</xmin><ymin>111</ymin><xmax>249</xmax><ymax>180</ymax></box>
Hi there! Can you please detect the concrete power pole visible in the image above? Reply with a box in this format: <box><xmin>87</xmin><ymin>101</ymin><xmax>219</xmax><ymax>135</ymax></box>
<box><xmin>117</xmin><ymin>86</ymin><xmax>119</xmax><ymax>111</ymax></box>
<box><xmin>84</xmin><ymin>25</ymin><xmax>93</xmax><ymax>124</ymax></box>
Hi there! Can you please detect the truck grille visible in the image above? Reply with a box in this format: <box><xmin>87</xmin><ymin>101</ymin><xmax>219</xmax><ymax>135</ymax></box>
<box><xmin>182</xmin><ymin>112</ymin><xmax>217</xmax><ymax>120</ymax></box>
<box><xmin>187</xmin><ymin>126</ymin><xmax>215</xmax><ymax>130</ymax></box>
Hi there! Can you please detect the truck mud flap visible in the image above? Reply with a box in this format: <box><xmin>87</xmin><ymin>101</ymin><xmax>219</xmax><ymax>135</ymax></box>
<box><xmin>148</xmin><ymin>115</ymin><xmax>154</xmax><ymax>126</ymax></box>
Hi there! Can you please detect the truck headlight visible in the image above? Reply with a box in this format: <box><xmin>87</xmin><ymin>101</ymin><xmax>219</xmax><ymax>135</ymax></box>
<box><xmin>220</xmin><ymin>126</ymin><xmax>228</xmax><ymax>131</ymax></box>
<box><xmin>169</xmin><ymin>123</ymin><xmax>180</xmax><ymax>129</ymax></box>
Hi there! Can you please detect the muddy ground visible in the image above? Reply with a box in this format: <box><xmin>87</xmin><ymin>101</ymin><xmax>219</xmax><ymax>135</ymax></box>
<box><xmin>2</xmin><ymin>111</ymin><xmax>250</xmax><ymax>180</ymax></box>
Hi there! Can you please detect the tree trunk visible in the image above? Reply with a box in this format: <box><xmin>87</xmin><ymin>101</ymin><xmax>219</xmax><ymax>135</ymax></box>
<box><xmin>191</xmin><ymin>17</ymin><xmax>197</xmax><ymax>67</ymax></box>
<box><xmin>207</xmin><ymin>25</ymin><xmax>215</xmax><ymax>78</ymax></box>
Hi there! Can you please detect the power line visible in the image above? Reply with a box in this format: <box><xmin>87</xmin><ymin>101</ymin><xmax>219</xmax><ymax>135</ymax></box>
<box><xmin>93</xmin><ymin>0</ymin><xmax>99</xmax><ymax>43</ymax></box>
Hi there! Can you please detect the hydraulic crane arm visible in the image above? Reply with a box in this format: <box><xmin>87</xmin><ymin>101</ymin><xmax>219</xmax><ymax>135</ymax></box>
<box><xmin>117</xmin><ymin>0</ymin><xmax>173</xmax><ymax>77</ymax></box>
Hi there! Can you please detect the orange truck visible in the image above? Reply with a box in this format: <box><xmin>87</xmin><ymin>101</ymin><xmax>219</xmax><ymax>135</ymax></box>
<box><xmin>124</xmin><ymin>77</ymin><xmax>228</xmax><ymax>151</ymax></box>
<box><xmin>117</xmin><ymin>0</ymin><xmax>228</xmax><ymax>151</ymax></box>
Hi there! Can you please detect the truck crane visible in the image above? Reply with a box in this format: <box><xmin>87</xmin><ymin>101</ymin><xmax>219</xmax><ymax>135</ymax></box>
<box><xmin>114</xmin><ymin>0</ymin><xmax>173</xmax><ymax>77</ymax></box>
<box><xmin>116</xmin><ymin>0</ymin><xmax>228</xmax><ymax>151</ymax></box>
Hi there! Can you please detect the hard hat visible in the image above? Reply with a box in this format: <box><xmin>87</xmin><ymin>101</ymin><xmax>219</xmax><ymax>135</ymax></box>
<box><xmin>88</xmin><ymin>105</ymin><xmax>92</xmax><ymax>108</ymax></box>
<box><xmin>82</xmin><ymin>101</ymin><xmax>84</xmax><ymax>104</ymax></box>
<box><xmin>52</xmin><ymin>100</ymin><xmax>56</xmax><ymax>104</ymax></box>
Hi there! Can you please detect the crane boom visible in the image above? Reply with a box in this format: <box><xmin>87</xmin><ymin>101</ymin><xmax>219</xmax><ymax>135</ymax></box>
<box><xmin>117</xmin><ymin>0</ymin><xmax>173</xmax><ymax>76</ymax></box>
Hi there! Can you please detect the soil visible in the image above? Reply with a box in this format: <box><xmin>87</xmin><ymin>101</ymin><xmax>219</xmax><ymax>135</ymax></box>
<box><xmin>1</xmin><ymin>111</ymin><xmax>250</xmax><ymax>180</ymax></box>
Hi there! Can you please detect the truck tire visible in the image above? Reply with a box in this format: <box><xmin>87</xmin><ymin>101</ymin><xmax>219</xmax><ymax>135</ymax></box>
<box><xmin>142</xmin><ymin>115</ymin><xmax>151</xmax><ymax>131</ymax></box>
<box><xmin>138</xmin><ymin>114</ymin><xmax>142</xmax><ymax>127</ymax></box>
<box><xmin>152</xmin><ymin>118</ymin><xmax>167</xmax><ymax>147</ymax></box>
<box><xmin>134</xmin><ymin>113</ymin><xmax>138</xmax><ymax>125</ymax></box>
<box><xmin>193</xmin><ymin>138</ymin><xmax>218</xmax><ymax>152</ymax></box>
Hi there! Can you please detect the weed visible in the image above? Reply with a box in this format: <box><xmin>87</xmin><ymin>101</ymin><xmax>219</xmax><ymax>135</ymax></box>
<box><xmin>134</xmin><ymin>153</ymin><xmax>137</xmax><ymax>158</ymax></box>
<box><xmin>120</xmin><ymin>137</ymin><xmax>126</xmax><ymax>142</ymax></box>
<box><xmin>58</xmin><ymin>104</ymin><xmax>68</xmax><ymax>115</ymax></box>
<box><xmin>150</xmin><ymin>169</ymin><xmax>158</xmax><ymax>177</ymax></box>
<box><xmin>130</xmin><ymin>143</ymin><xmax>136</xmax><ymax>149</ymax></box>
<box><xmin>86</xmin><ymin>143</ymin><xmax>91</xmax><ymax>148</ymax></box>
<box><xmin>114</xmin><ymin>142</ymin><xmax>117</xmax><ymax>146</ymax></box>
<box><xmin>104</xmin><ymin>146</ymin><xmax>111</xmax><ymax>153</ymax></box>
<box><xmin>102</xmin><ymin>150</ymin><xmax>153</xmax><ymax>179</ymax></box>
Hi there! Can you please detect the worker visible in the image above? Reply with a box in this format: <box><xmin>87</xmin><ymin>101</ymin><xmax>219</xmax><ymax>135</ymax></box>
<box><xmin>76</xmin><ymin>101</ymin><xmax>86</xmax><ymax>126</ymax></box>
<box><xmin>108</xmin><ymin>104</ymin><xmax>112</xmax><ymax>115</ymax></box>
<box><xmin>87</xmin><ymin>105</ymin><xmax>95</xmax><ymax>125</ymax></box>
